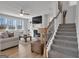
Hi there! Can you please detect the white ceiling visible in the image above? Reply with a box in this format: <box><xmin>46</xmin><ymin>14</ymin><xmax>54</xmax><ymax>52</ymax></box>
<box><xmin>62</xmin><ymin>1</ymin><xmax>77</xmax><ymax>11</ymax></box>
<box><xmin>0</xmin><ymin>1</ymin><xmax>55</xmax><ymax>18</ymax></box>
<box><xmin>69</xmin><ymin>1</ymin><xmax>77</xmax><ymax>6</ymax></box>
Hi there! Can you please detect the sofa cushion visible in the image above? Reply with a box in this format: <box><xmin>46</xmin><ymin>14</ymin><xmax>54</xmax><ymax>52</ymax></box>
<box><xmin>7</xmin><ymin>32</ymin><xmax>14</xmax><ymax>37</ymax></box>
<box><xmin>0</xmin><ymin>36</ymin><xmax>19</xmax><ymax>43</ymax></box>
<box><xmin>1</xmin><ymin>32</ymin><xmax>9</xmax><ymax>38</ymax></box>
<box><xmin>0</xmin><ymin>34</ymin><xmax>4</xmax><ymax>38</ymax></box>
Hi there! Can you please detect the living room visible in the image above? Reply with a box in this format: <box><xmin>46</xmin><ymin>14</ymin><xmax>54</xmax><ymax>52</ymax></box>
<box><xmin>0</xmin><ymin>1</ymin><xmax>54</xmax><ymax>58</ymax></box>
<box><xmin>0</xmin><ymin>0</ymin><xmax>78</xmax><ymax>58</ymax></box>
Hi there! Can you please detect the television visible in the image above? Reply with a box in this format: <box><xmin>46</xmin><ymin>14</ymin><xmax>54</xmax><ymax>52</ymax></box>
<box><xmin>32</xmin><ymin>16</ymin><xmax>42</xmax><ymax>24</ymax></box>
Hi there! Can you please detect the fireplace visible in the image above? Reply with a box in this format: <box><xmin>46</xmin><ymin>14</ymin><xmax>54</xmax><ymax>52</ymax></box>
<box><xmin>33</xmin><ymin>30</ymin><xmax>40</xmax><ymax>37</ymax></box>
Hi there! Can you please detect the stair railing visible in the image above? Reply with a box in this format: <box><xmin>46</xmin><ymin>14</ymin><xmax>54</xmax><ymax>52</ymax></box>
<box><xmin>46</xmin><ymin>11</ymin><xmax>61</xmax><ymax>47</ymax></box>
<box><xmin>43</xmin><ymin>1</ymin><xmax>62</xmax><ymax>57</ymax></box>
<box><xmin>43</xmin><ymin>10</ymin><xmax>61</xmax><ymax>57</ymax></box>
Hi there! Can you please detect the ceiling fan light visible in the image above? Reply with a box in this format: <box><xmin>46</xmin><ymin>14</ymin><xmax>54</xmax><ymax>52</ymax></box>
<box><xmin>20</xmin><ymin>13</ymin><xmax>23</xmax><ymax>16</ymax></box>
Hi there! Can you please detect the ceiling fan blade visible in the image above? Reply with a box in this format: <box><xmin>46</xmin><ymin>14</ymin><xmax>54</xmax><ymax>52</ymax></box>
<box><xmin>20</xmin><ymin>9</ymin><xmax>30</xmax><ymax>15</ymax></box>
<box><xmin>24</xmin><ymin>13</ymin><xmax>30</xmax><ymax>15</ymax></box>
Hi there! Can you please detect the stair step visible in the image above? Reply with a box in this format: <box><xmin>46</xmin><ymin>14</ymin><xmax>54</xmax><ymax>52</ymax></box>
<box><xmin>59</xmin><ymin>26</ymin><xmax>75</xmax><ymax>28</ymax></box>
<box><xmin>59</xmin><ymin>26</ymin><xmax>75</xmax><ymax>29</ymax></box>
<box><xmin>57</xmin><ymin>31</ymin><xmax>76</xmax><ymax>34</ymax></box>
<box><xmin>59</xmin><ymin>24</ymin><xmax>75</xmax><ymax>26</ymax></box>
<box><xmin>56</xmin><ymin>32</ymin><xmax>76</xmax><ymax>36</ymax></box>
<box><xmin>48</xmin><ymin>50</ymin><xmax>75</xmax><ymax>58</ymax></box>
<box><xmin>48</xmin><ymin>24</ymin><xmax>78</xmax><ymax>58</ymax></box>
<box><xmin>58</xmin><ymin>30</ymin><xmax>76</xmax><ymax>32</ymax></box>
<box><xmin>53</xmin><ymin>39</ymin><xmax>78</xmax><ymax>48</ymax></box>
<box><xmin>58</xmin><ymin>29</ymin><xmax>76</xmax><ymax>32</ymax></box>
<box><xmin>55</xmin><ymin>35</ymin><xmax>77</xmax><ymax>39</ymax></box>
<box><xmin>58</xmin><ymin>28</ymin><xmax>76</xmax><ymax>31</ymax></box>
<box><xmin>55</xmin><ymin>37</ymin><xmax>77</xmax><ymax>41</ymax></box>
<box><xmin>51</xmin><ymin>44</ymin><xmax>78</xmax><ymax>57</ymax></box>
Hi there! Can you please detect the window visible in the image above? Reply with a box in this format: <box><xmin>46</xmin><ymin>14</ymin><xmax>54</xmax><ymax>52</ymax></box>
<box><xmin>0</xmin><ymin>16</ymin><xmax>6</xmax><ymax>29</ymax></box>
<box><xmin>7</xmin><ymin>19</ymin><xmax>15</xmax><ymax>29</ymax></box>
<box><xmin>0</xmin><ymin>15</ymin><xmax>24</xmax><ymax>30</ymax></box>
<box><xmin>16</xmin><ymin>20</ymin><xmax>23</xmax><ymax>29</ymax></box>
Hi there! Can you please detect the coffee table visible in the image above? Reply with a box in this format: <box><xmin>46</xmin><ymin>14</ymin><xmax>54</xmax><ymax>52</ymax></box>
<box><xmin>19</xmin><ymin>35</ymin><xmax>32</xmax><ymax>42</ymax></box>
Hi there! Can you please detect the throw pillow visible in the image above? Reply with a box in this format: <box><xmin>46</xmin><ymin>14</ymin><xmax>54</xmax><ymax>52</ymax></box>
<box><xmin>8</xmin><ymin>32</ymin><xmax>14</xmax><ymax>37</ymax></box>
<box><xmin>1</xmin><ymin>32</ymin><xmax>9</xmax><ymax>38</ymax></box>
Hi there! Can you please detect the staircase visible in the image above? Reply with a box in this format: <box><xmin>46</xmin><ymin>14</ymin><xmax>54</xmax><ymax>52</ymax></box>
<box><xmin>48</xmin><ymin>24</ymin><xmax>78</xmax><ymax>58</ymax></box>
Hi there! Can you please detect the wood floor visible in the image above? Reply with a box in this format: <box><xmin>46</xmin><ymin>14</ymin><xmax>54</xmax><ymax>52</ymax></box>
<box><xmin>0</xmin><ymin>39</ymin><xmax>44</xmax><ymax>58</ymax></box>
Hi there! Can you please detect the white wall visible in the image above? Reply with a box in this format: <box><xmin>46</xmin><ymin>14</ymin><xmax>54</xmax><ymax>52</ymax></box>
<box><xmin>75</xmin><ymin>2</ymin><xmax>79</xmax><ymax>51</ymax></box>
<box><xmin>30</xmin><ymin>14</ymin><xmax>49</xmax><ymax>39</ymax></box>
<box><xmin>62</xmin><ymin>1</ymin><xmax>75</xmax><ymax>24</ymax></box>
<box><xmin>66</xmin><ymin>5</ymin><xmax>76</xmax><ymax>24</ymax></box>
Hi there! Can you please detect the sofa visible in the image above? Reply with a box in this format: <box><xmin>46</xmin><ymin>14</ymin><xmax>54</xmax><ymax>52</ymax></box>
<box><xmin>0</xmin><ymin>31</ymin><xmax>19</xmax><ymax>50</ymax></box>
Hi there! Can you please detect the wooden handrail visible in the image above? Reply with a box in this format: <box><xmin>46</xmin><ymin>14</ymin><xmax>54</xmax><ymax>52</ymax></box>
<box><xmin>46</xmin><ymin>10</ymin><xmax>61</xmax><ymax>47</ymax></box>
<box><xmin>43</xmin><ymin>11</ymin><xmax>61</xmax><ymax>57</ymax></box>
<box><xmin>48</xmin><ymin>11</ymin><xmax>61</xmax><ymax>29</ymax></box>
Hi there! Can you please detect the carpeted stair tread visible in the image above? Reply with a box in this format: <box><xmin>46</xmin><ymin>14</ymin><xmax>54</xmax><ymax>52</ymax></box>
<box><xmin>48</xmin><ymin>50</ymin><xmax>75</xmax><ymax>58</ymax></box>
<box><xmin>48</xmin><ymin>24</ymin><xmax>78</xmax><ymax>58</ymax></box>
<box><xmin>55</xmin><ymin>35</ymin><xmax>77</xmax><ymax>38</ymax></box>
<box><xmin>53</xmin><ymin>39</ymin><xmax>78</xmax><ymax>48</ymax></box>
<box><xmin>54</xmin><ymin>37</ymin><xmax>77</xmax><ymax>41</ymax></box>
<box><xmin>51</xmin><ymin>44</ymin><xmax>78</xmax><ymax>57</ymax></box>
<box><xmin>56</xmin><ymin>32</ymin><xmax>76</xmax><ymax>36</ymax></box>
<box><xmin>53</xmin><ymin>39</ymin><xmax>77</xmax><ymax>45</ymax></box>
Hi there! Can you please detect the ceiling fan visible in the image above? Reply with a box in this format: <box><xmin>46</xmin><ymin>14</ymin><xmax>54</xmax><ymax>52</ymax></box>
<box><xmin>20</xmin><ymin>9</ymin><xmax>30</xmax><ymax>16</ymax></box>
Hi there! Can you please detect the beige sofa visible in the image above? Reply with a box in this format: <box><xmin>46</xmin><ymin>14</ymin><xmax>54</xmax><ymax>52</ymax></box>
<box><xmin>0</xmin><ymin>31</ymin><xmax>19</xmax><ymax>50</ymax></box>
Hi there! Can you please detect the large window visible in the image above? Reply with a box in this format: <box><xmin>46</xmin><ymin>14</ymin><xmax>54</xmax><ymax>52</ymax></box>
<box><xmin>0</xmin><ymin>16</ymin><xmax>6</xmax><ymax>29</ymax></box>
<box><xmin>16</xmin><ymin>20</ymin><xmax>23</xmax><ymax>29</ymax></box>
<box><xmin>0</xmin><ymin>15</ymin><xmax>24</xmax><ymax>30</ymax></box>
<box><xmin>7</xmin><ymin>19</ymin><xmax>15</xmax><ymax>29</ymax></box>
